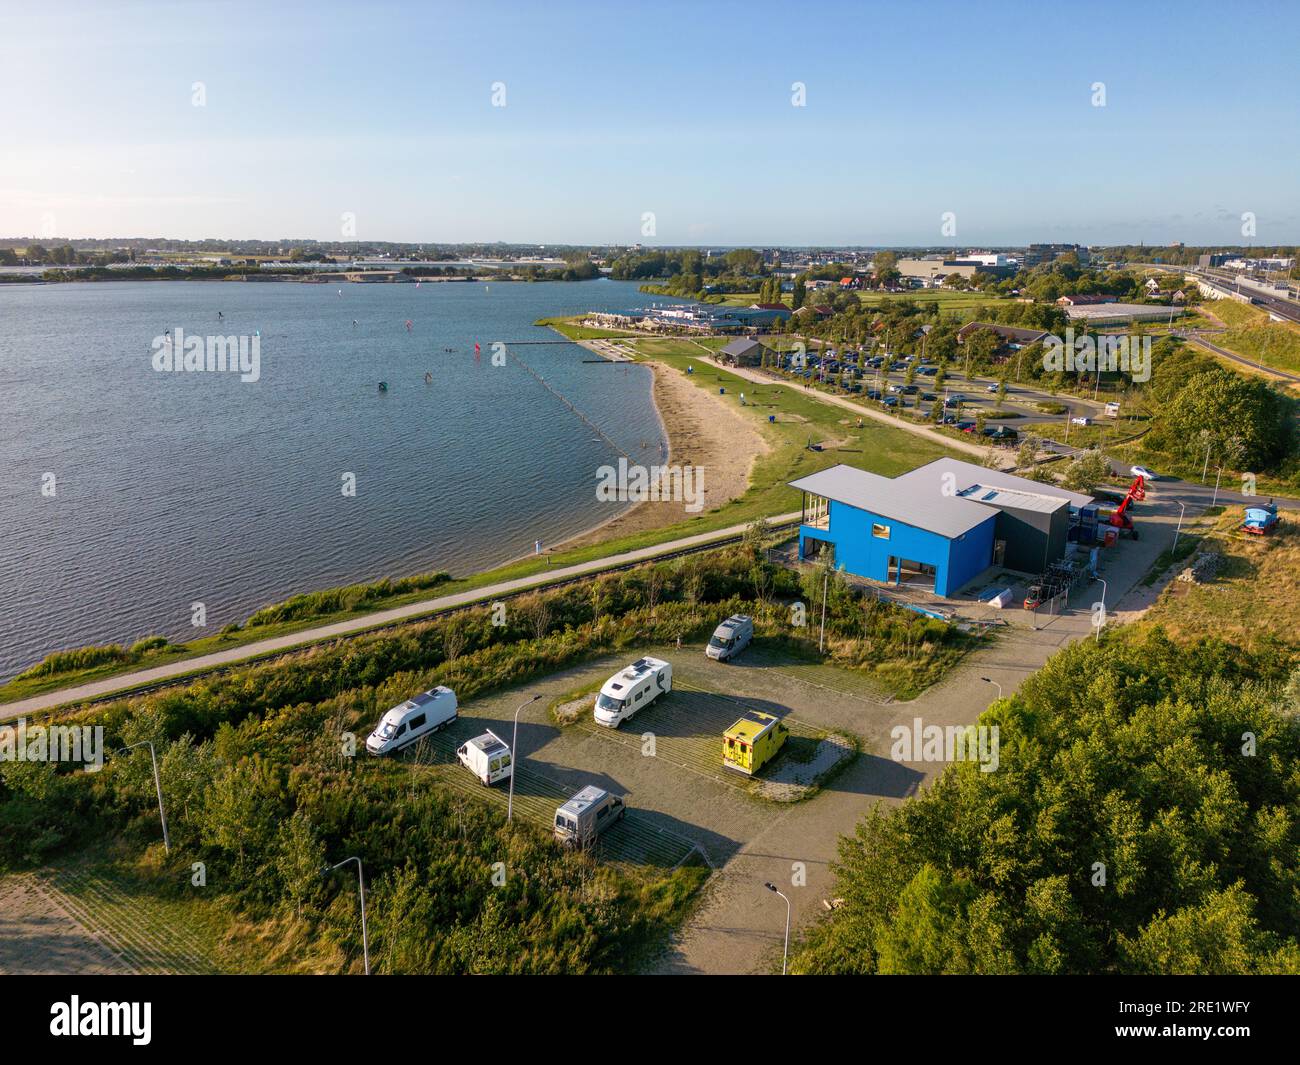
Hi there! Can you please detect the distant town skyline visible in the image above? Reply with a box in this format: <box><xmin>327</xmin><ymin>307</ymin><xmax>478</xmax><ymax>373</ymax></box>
<box><xmin>6</xmin><ymin>0</ymin><xmax>1299</xmax><ymax>245</ymax></box>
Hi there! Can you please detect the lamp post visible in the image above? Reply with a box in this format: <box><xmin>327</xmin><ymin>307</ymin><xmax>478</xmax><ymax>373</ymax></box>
<box><xmin>981</xmin><ymin>677</ymin><xmax>1002</xmax><ymax>700</ymax></box>
<box><xmin>326</xmin><ymin>856</ymin><xmax>370</xmax><ymax>975</ymax></box>
<box><xmin>764</xmin><ymin>882</ymin><xmax>792</xmax><ymax>975</ymax></box>
<box><xmin>1093</xmin><ymin>576</ymin><xmax>1108</xmax><ymax>643</ymax></box>
<box><xmin>507</xmin><ymin>693</ymin><xmax>541</xmax><ymax>823</ymax></box>
<box><xmin>120</xmin><ymin>741</ymin><xmax>169</xmax><ymax>853</ymax></box>
<box><xmin>818</xmin><ymin>571</ymin><xmax>829</xmax><ymax>654</ymax></box>
<box><xmin>1172</xmin><ymin>500</ymin><xmax>1186</xmax><ymax>556</ymax></box>
<box><xmin>1211</xmin><ymin>465</ymin><xmax>1224</xmax><ymax>507</ymax></box>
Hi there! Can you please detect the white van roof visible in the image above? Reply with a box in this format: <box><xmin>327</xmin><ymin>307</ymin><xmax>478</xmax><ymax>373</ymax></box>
<box><xmin>464</xmin><ymin>731</ymin><xmax>508</xmax><ymax>757</ymax></box>
<box><xmin>559</xmin><ymin>786</ymin><xmax>608</xmax><ymax>818</ymax></box>
<box><xmin>402</xmin><ymin>686</ymin><xmax>453</xmax><ymax>710</ymax></box>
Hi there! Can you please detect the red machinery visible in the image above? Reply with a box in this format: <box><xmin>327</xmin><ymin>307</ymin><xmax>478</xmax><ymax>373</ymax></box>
<box><xmin>1106</xmin><ymin>475</ymin><xmax>1145</xmax><ymax>539</ymax></box>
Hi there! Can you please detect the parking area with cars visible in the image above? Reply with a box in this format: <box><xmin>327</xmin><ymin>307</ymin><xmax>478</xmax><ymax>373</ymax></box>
<box><xmin>374</xmin><ymin>641</ymin><xmax>887</xmax><ymax>872</ymax></box>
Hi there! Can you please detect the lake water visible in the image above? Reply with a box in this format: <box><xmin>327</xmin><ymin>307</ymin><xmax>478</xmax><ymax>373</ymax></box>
<box><xmin>0</xmin><ymin>278</ymin><xmax>677</xmax><ymax>680</ymax></box>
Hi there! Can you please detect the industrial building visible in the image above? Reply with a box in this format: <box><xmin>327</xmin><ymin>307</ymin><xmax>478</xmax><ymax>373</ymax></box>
<box><xmin>790</xmin><ymin>459</ymin><xmax>1092</xmax><ymax>596</ymax></box>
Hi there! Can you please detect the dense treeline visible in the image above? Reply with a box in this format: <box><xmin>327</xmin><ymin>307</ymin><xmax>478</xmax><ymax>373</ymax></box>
<box><xmin>1144</xmin><ymin>348</ymin><xmax>1294</xmax><ymax>472</ymax></box>
<box><xmin>792</xmin><ymin>630</ymin><xmax>1300</xmax><ymax>974</ymax></box>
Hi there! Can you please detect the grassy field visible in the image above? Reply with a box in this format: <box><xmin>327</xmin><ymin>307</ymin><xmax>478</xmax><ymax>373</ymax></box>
<box><xmin>621</xmin><ymin>335</ymin><xmax>959</xmax><ymax>483</ymax></box>
<box><xmin>1140</xmin><ymin>505</ymin><xmax>1300</xmax><ymax>653</ymax></box>
<box><xmin>1199</xmin><ymin>300</ymin><xmax>1300</xmax><ymax>375</ymax></box>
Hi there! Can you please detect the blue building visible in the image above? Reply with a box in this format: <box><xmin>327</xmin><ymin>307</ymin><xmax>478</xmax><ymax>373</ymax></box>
<box><xmin>790</xmin><ymin>460</ymin><xmax>1091</xmax><ymax>597</ymax></box>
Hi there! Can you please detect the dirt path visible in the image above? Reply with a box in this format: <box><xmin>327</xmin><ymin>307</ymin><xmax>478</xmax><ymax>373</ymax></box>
<box><xmin>0</xmin><ymin>873</ymin><xmax>133</xmax><ymax>975</ymax></box>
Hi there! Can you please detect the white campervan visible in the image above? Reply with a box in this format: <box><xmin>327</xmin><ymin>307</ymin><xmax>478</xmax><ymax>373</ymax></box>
<box><xmin>366</xmin><ymin>686</ymin><xmax>458</xmax><ymax>755</ymax></box>
<box><xmin>456</xmin><ymin>730</ymin><xmax>513</xmax><ymax>785</ymax></box>
<box><xmin>706</xmin><ymin>614</ymin><xmax>753</xmax><ymax>662</ymax></box>
<box><xmin>593</xmin><ymin>657</ymin><xmax>672</xmax><ymax>728</ymax></box>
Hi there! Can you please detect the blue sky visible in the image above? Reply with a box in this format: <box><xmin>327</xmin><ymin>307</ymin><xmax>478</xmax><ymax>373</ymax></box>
<box><xmin>4</xmin><ymin>0</ymin><xmax>1298</xmax><ymax>246</ymax></box>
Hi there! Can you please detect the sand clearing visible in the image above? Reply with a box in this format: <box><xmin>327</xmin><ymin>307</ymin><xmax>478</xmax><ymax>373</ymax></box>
<box><xmin>0</xmin><ymin>874</ymin><xmax>131</xmax><ymax>975</ymax></box>
<box><xmin>555</xmin><ymin>358</ymin><xmax>770</xmax><ymax>551</ymax></box>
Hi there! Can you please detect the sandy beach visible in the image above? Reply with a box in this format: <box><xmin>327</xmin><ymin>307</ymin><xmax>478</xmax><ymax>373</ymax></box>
<box><xmin>553</xmin><ymin>350</ymin><xmax>770</xmax><ymax>551</ymax></box>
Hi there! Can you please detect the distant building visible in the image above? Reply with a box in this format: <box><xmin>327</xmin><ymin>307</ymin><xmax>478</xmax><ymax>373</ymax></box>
<box><xmin>1062</xmin><ymin>302</ymin><xmax>1186</xmax><ymax>326</ymax></box>
<box><xmin>792</xmin><ymin>459</ymin><xmax>1092</xmax><ymax>595</ymax></box>
<box><xmin>1023</xmin><ymin>243</ymin><xmax>1090</xmax><ymax>268</ymax></box>
<box><xmin>717</xmin><ymin>337</ymin><xmax>771</xmax><ymax>367</ymax></box>
<box><xmin>956</xmin><ymin>322</ymin><xmax>1050</xmax><ymax>349</ymax></box>
<box><xmin>1056</xmin><ymin>294</ymin><xmax>1117</xmax><ymax>306</ymax></box>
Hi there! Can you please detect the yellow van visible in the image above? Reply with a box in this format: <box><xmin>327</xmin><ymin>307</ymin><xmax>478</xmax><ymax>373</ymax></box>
<box><xmin>723</xmin><ymin>710</ymin><xmax>789</xmax><ymax>775</ymax></box>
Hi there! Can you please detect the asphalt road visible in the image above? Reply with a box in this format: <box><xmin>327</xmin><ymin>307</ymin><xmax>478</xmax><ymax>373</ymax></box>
<box><xmin>0</xmin><ymin>512</ymin><xmax>801</xmax><ymax>721</ymax></box>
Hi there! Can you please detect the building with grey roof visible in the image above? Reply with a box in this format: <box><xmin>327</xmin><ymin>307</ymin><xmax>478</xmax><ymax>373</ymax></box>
<box><xmin>791</xmin><ymin>460</ymin><xmax>1091</xmax><ymax>595</ymax></box>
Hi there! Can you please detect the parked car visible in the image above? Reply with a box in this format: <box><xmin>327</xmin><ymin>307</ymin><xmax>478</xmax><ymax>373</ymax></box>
<box><xmin>594</xmin><ymin>657</ymin><xmax>672</xmax><ymax>727</ymax></box>
<box><xmin>707</xmin><ymin>614</ymin><xmax>753</xmax><ymax>662</ymax></box>
<box><xmin>921</xmin><ymin>392</ymin><xmax>938</xmax><ymax>402</ymax></box>
<box><xmin>1071</xmin><ymin>416</ymin><xmax>1092</xmax><ymax>426</ymax></box>
<box><xmin>956</xmin><ymin>420</ymin><xmax>976</xmax><ymax>432</ymax></box>
<box><xmin>457</xmin><ymin>730</ymin><xmax>512</xmax><ymax>784</ymax></box>
<box><xmin>366</xmin><ymin>686</ymin><xmax>458</xmax><ymax>755</ymax></box>
<box><xmin>1131</xmin><ymin>465</ymin><xmax>1158</xmax><ymax>481</ymax></box>
<box><xmin>865</xmin><ymin>388</ymin><xmax>882</xmax><ymax>400</ymax></box>
<box><xmin>901</xmin><ymin>384</ymin><xmax>919</xmax><ymax>394</ymax></box>
<box><xmin>882</xmin><ymin>396</ymin><xmax>900</xmax><ymax>408</ymax></box>
<box><xmin>554</xmin><ymin>786</ymin><xmax>625</xmax><ymax>848</ymax></box>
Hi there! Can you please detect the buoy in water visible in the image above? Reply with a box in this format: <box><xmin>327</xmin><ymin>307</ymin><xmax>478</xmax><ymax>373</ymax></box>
<box><xmin>378</xmin><ymin>381</ymin><xmax>388</xmax><ymax>393</ymax></box>
<box><xmin>424</xmin><ymin>372</ymin><xmax>432</xmax><ymax>384</ymax></box>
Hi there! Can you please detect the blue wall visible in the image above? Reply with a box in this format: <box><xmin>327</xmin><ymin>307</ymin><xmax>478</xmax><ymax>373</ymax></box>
<box><xmin>799</xmin><ymin>499</ymin><xmax>995</xmax><ymax>597</ymax></box>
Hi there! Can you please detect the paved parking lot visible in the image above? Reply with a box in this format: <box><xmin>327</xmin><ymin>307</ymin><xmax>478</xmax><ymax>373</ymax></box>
<box><xmin>386</xmin><ymin>645</ymin><xmax>893</xmax><ymax>876</ymax></box>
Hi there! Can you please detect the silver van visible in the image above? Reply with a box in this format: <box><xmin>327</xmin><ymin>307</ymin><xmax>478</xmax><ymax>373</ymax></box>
<box><xmin>706</xmin><ymin>614</ymin><xmax>753</xmax><ymax>662</ymax></box>
<box><xmin>554</xmin><ymin>786</ymin><xmax>625</xmax><ymax>849</ymax></box>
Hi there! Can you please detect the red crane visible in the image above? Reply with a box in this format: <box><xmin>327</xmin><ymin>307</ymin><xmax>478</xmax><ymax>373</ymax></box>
<box><xmin>1107</xmin><ymin>475</ymin><xmax>1146</xmax><ymax>538</ymax></box>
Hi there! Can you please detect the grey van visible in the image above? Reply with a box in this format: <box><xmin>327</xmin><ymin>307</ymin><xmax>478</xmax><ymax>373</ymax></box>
<box><xmin>554</xmin><ymin>786</ymin><xmax>626</xmax><ymax>848</ymax></box>
<box><xmin>706</xmin><ymin>614</ymin><xmax>753</xmax><ymax>662</ymax></box>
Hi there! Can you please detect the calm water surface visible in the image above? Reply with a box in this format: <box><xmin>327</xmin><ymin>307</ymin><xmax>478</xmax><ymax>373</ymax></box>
<box><xmin>0</xmin><ymin>278</ymin><xmax>678</xmax><ymax>679</ymax></box>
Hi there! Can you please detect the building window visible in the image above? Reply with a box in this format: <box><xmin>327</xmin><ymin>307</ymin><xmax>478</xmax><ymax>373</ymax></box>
<box><xmin>804</xmin><ymin>492</ymin><xmax>830</xmax><ymax>530</ymax></box>
<box><xmin>872</xmin><ymin>523</ymin><xmax>891</xmax><ymax>539</ymax></box>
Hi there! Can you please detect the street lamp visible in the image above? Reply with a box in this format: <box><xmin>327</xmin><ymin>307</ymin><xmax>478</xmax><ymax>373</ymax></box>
<box><xmin>1093</xmin><ymin>576</ymin><xmax>1108</xmax><ymax>643</ymax></box>
<box><xmin>325</xmin><ymin>856</ymin><xmax>370</xmax><ymax>975</ymax></box>
<box><xmin>507</xmin><ymin>693</ymin><xmax>542</xmax><ymax>823</ymax></box>
<box><xmin>764</xmin><ymin>882</ymin><xmax>791</xmax><ymax>975</ymax></box>
<box><xmin>980</xmin><ymin>677</ymin><xmax>1002</xmax><ymax>700</ymax></box>
<box><xmin>818</xmin><ymin>571</ymin><xmax>829</xmax><ymax>654</ymax></box>
<box><xmin>1172</xmin><ymin>500</ymin><xmax>1187</xmax><ymax>556</ymax></box>
<box><xmin>1212</xmin><ymin>465</ymin><xmax>1224</xmax><ymax>507</ymax></box>
<box><xmin>119</xmin><ymin>741</ymin><xmax>169</xmax><ymax>853</ymax></box>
